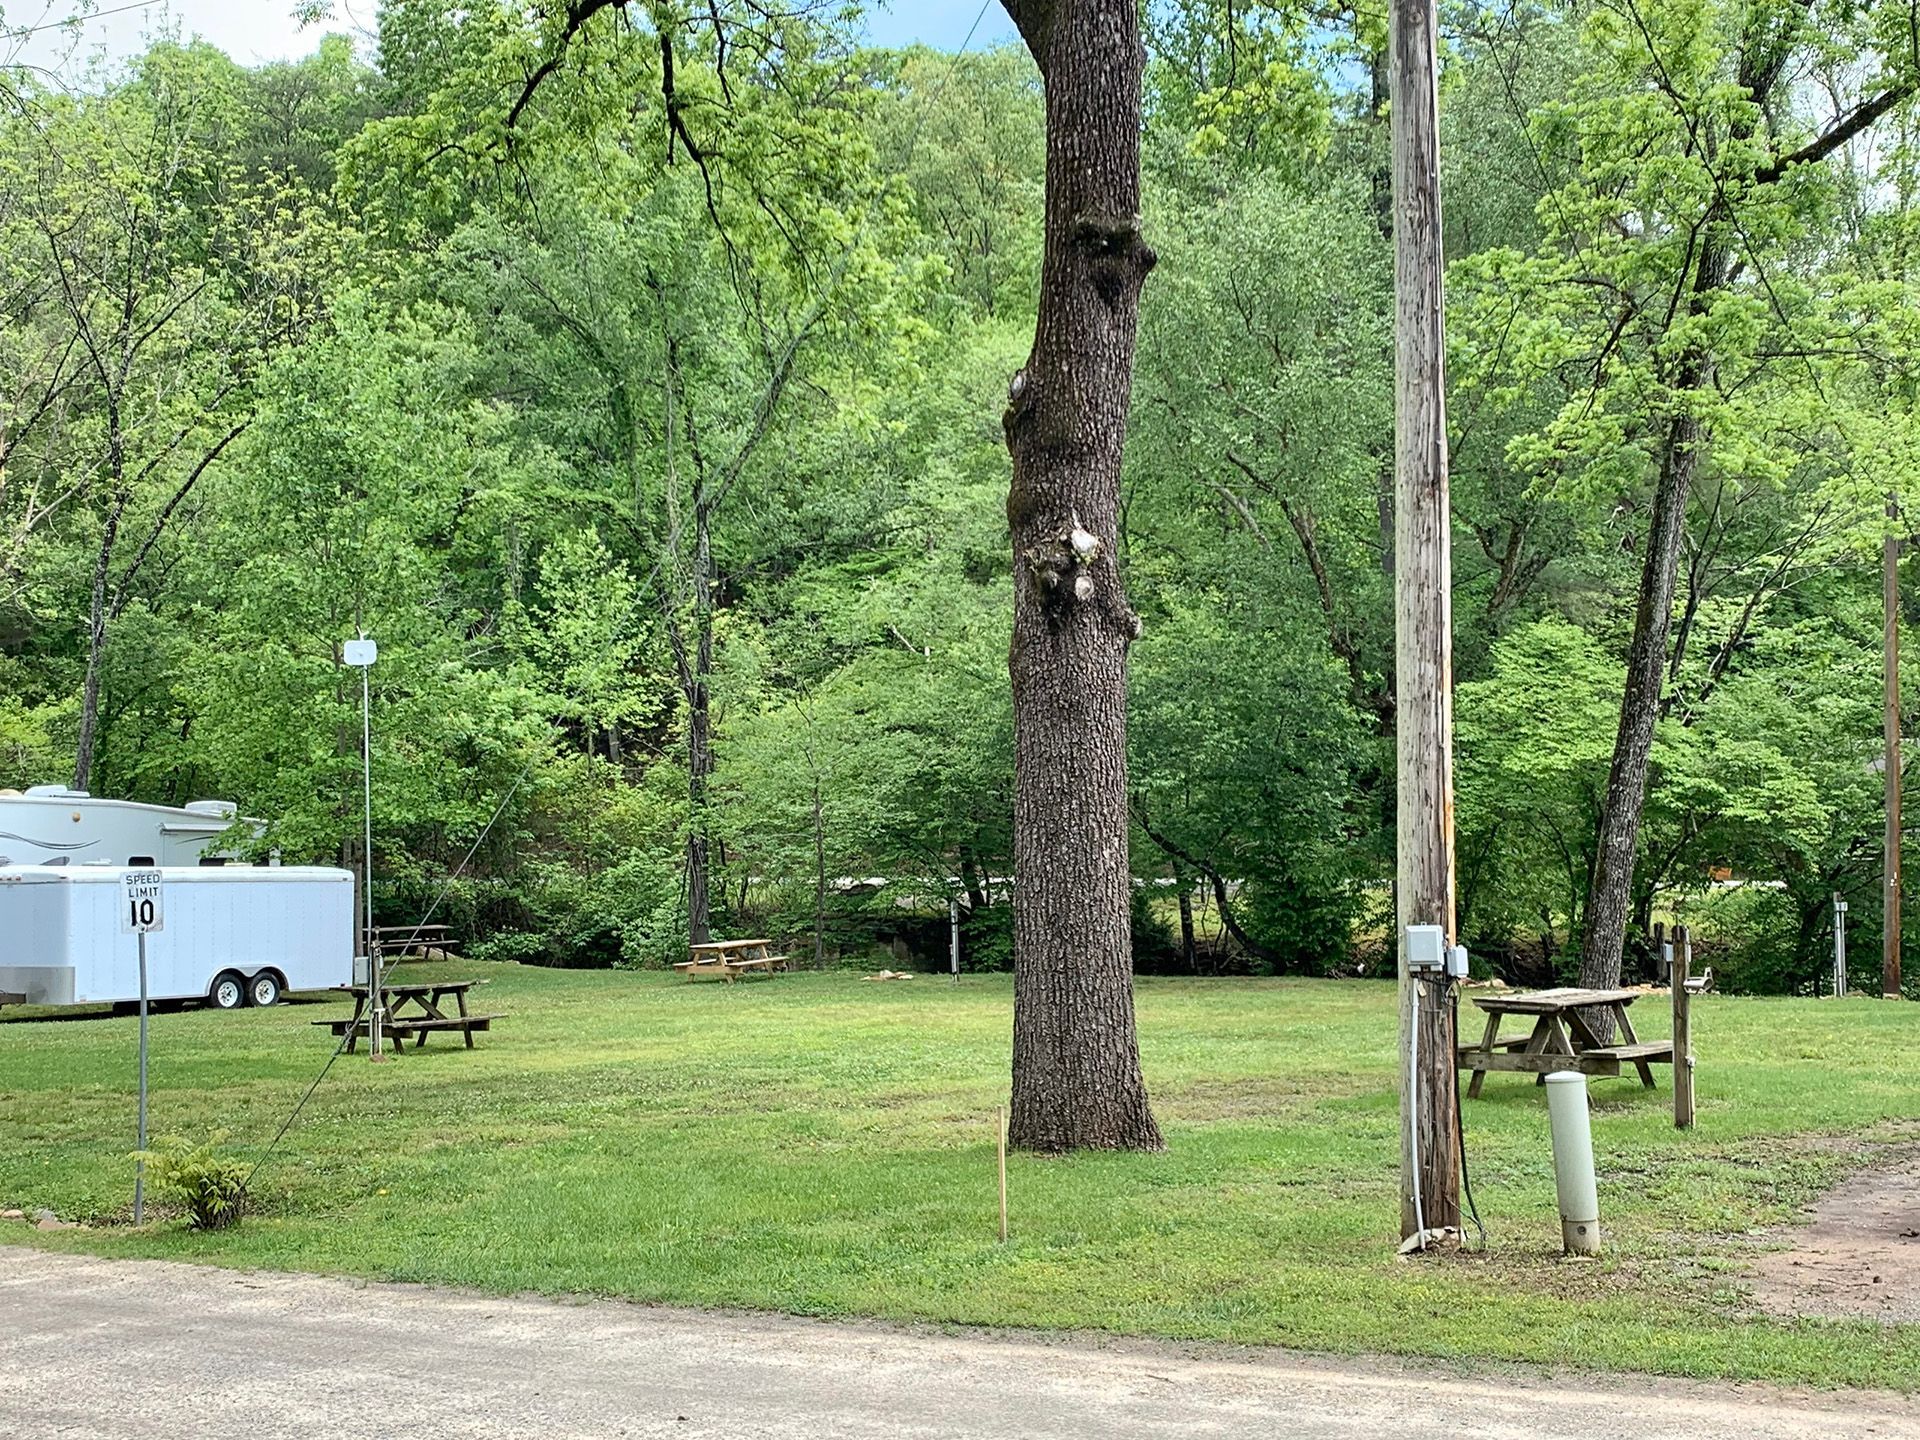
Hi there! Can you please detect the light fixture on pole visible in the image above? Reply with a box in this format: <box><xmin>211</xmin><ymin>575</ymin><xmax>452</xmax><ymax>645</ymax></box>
<box><xmin>342</xmin><ymin>635</ymin><xmax>383</xmax><ymax>1061</ymax></box>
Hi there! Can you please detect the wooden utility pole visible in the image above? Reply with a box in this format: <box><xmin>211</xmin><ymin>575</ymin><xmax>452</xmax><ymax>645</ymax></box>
<box><xmin>1888</xmin><ymin>494</ymin><xmax>1904</xmax><ymax>1000</ymax></box>
<box><xmin>1392</xmin><ymin>0</ymin><xmax>1459</xmax><ymax>1239</ymax></box>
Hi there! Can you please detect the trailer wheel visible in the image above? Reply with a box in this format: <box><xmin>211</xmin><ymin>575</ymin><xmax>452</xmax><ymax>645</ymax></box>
<box><xmin>247</xmin><ymin>971</ymin><xmax>283</xmax><ymax>1008</ymax></box>
<box><xmin>208</xmin><ymin>972</ymin><xmax>246</xmax><ymax>1011</ymax></box>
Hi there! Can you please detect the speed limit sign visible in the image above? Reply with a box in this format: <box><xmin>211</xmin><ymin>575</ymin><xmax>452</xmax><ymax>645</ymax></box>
<box><xmin>121</xmin><ymin>869</ymin><xmax>165</xmax><ymax>933</ymax></box>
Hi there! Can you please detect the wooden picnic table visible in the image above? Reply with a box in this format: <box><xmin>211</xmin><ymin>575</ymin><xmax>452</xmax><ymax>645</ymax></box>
<box><xmin>369</xmin><ymin>924</ymin><xmax>459</xmax><ymax>961</ymax></box>
<box><xmin>314</xmin><ymin>979</ymin><xmax>500</xmax><ymax>1052</ymax></box>
<box><xmin>675</xmin><ymin>938</ymin><xmax>791</xmax><ymax>983</ymax></box>
<box><xmin>1457</xmin><ymin>986</ymin><xmax>1672</xmax><ymax>1098</ymax></box>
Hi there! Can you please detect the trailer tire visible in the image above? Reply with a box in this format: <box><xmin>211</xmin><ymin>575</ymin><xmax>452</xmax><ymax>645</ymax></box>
<box><xmin>247</xmin><ymin>971</ymin><xmax>283</xmax><ymax>1008</ymax></box>
<box><xmin>208</xmin><ymin>971</ymin><xmax>246</xmax><ymax>1011</ymax></box>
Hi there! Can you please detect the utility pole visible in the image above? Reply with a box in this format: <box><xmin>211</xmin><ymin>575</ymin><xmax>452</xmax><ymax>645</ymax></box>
<box><xmin>1392</xmin><ymin>0</ymin><xmax>1459</xmax><ymax>1241</ymax></box>
<box><xmin>1888</xmin><ymin>495</ymin><xmax>1903</xmax><ymax>1000</ymax></box>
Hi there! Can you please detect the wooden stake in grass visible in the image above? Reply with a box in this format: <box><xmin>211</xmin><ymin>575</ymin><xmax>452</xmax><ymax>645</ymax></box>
<box><xmin>997</xmin><ymin>1106</ymin><xmax>1009</xmax><ymax>1244</ymax></box>
<box><xmin>1673</xmin><ymin>926</ymin><xmax>1695</xmax><ymax>1130</ymax></box>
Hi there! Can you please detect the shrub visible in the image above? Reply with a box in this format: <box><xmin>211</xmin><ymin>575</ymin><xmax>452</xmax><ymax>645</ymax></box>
<box><xmin>135</xmin><ymin>1134</ymin><xmax>248</xmax><ymax>1230</ymax></box>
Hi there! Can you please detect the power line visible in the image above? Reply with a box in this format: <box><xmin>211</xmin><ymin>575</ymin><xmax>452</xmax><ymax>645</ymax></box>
<box><xmin>3</xmin><ymin>1</ymin><xmax>158</xmax><ymax>42</ymax></box>
<box><xmin>241</xmin><ymin>757</ymin><xmax>538</xmax><ymax>1193</ymax></box>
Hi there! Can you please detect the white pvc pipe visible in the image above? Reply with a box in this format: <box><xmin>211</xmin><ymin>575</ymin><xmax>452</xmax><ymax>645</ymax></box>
<box><xmin>1544</xmin><ymin>1071</ymin><xmax>1601</xmax><ymax>1255</ymax></box>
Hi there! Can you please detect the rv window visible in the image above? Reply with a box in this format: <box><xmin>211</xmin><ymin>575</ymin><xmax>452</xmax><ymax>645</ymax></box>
<box><xmin>128</xmin><ymin>855</ymin><xmax>155</xmax><ymax>866</ymax></box>
<box><xmin>199</xmin><ymin>857</ymin><xmax>228</xmax><ymax>867</ymax></box>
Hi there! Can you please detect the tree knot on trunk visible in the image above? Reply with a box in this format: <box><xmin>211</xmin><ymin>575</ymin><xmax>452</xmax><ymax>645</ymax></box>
<box><xmin>1003</xmin><ymin>366</ymin><xmax>1035</xmax><ymax>440</ymax></box>
<box><xmin>1071</xmin><ymin>210</ymin><xmax>1155</xmax><ymax>309</ymax></box>
<box><xmin>1018</xmin><ymin>515</ymin><xmax>1138</xmax><ymax>640</ymax></box>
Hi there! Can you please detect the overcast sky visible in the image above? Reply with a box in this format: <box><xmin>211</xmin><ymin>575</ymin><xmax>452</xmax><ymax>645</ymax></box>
<box><xmin>7</xmin><ymin>1</ymin><xmax>1018</xmax><ymax>78</ymax></box>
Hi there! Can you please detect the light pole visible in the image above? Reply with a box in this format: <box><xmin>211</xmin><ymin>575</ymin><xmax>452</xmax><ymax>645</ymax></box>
<box><xmin>343</xmin><ymin>635</ymin><xmax>382</xmax><ymax>1060</ymax></box>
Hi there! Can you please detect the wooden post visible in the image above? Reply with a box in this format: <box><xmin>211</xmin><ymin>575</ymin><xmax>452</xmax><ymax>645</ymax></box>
<box><xmin>1672</xmin><ymin>925</ymin><xmax>1695</xmax><ymax>1129</ymax></box>
<box><xmin>997</xmin><ymin>1107</ymin><xmax>1009</xmax><ymax>1243</ymax></box>
<box><xmin>1392</xmin><ymin>0</ymin><xmax>1459</xmax><ymax>1240</ymax></box>
<box><xmin>1887</xmin><ymin>494</ymin><xmax>1904</xmax><ymax>1000</ymax></box>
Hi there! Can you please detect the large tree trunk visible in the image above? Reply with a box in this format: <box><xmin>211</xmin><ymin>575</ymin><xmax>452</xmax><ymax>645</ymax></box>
<box><xmin>72</xmin><ymin>484</ymin><xmax>127</xmax><ymax>794</ymax></box>
<box><xmin>1576</xmin><ymin>9</ymin><xmax>1818</xmax><ymax>1015</ymax></box>
<box><xmin>685</xmin><ymin>492</ymin><xmax>715</xmax><ymax>946</ymax></box>
<box><xmin>1577</xmin><ymin>350</ymin><xmax>1712</xmax><ymax>1019</ymax></box>
<box><xmin>812</xmin><ymin>773</ymin><xmax>826</xmax><ymax>968</ymax></box>
<box><xmin>1000</xmin><ymin>0</ymin><xmax>1161</xmax><ymax>1153</ymax></box>
<box><xmin>1177</xmin><ymin>877</ymin><xmax>1196</xmax><ymax>972</ymax></box>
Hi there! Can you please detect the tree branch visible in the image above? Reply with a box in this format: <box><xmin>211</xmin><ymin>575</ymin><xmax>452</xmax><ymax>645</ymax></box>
<box><xmin>999</xmin><ymin>0</ymin><xmax>1053</xmax><ymax>66</ymax></box>
<box><xmin>505</xmin><ymin>0</ymin><xmax>629</xmax><ymax>133</ymax></box>
<box><xmin>1755</xmin><ymin>84</ymin><xmax>1916</xmax><ymax>184</ymax></box>
<box><xmin>109</xmin><ymin>420</ymin><xmax>248</xmax><ymax>619</ymax></box>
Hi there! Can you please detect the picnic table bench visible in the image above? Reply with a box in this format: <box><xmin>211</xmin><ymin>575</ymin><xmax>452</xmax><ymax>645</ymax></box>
<box><xmin>674</xmin><ymin>938</ymin><xmax>791</xmax><ymax>983</ymax></box>
<box><xmin>1457</xmin><ymin>986</ymin><xmax>1672</xmax><ymax>1098</ymax></box>
<box><xmin>314</xmin><ymin>980</ymin><xmax>500</xmax><ymax>1052</ymax></box>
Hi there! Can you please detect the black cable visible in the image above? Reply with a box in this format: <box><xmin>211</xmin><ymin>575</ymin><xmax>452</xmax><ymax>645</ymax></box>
<box><xmin>239</xmin><ymin>1025</ymin><xmax>353</xmax><ymax>1195</ymax></box>
<box><xmin>1451</xmin><ymin>986</ymin><xmax>1488</xmax><ymax>1252</ymax></box>
<box><xmin>241</xmin><ymin>758</ymin><xmax>537</xmax><ymax>1195</ymax></box>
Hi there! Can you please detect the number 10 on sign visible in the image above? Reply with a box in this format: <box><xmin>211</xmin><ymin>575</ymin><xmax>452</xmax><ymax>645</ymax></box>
<box><xmin>122</xmin><ymin>869</ymin><xmax>164</xmax><ymax>933</ymax></box>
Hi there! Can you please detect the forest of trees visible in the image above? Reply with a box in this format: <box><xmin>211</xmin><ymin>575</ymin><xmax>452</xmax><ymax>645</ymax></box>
<box><xmin>3</xmin><ymin>0</ymin><xmax>1917</xmax><ymax>997</ymax></box>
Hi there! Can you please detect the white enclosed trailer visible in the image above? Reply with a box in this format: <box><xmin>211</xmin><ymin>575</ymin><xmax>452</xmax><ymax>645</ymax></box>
<box><xmin>0</xmin><ymin>788</ymin><xmax>262</xmax><ymax>867</ymax></box>
<box><xmin>0</xmin><ymin>865</ymin><xmax>353</xmax><ymax>1010</ymax></box>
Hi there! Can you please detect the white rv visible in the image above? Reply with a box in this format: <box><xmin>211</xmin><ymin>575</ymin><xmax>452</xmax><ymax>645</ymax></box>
<box><xmin>0</xmin><ymin>865</ymin><xmax>353</xmax><ymax>1010</ymax></box>
<box><xmin>0</xmin><ymin>787</ymin><xmax>263</xmax><ymax>868</ymax></box>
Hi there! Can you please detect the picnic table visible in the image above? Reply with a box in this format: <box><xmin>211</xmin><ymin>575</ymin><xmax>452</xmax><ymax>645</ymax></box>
<box><xmin>674</xmin><ymin>938</ymin><xmax>791</xmax><ymax>983</ymax></box>
<box><xmin>369</xmin><ymin>923</ymin><xmax>460</xmax><ymax>961</ymax></box>
<box><xmin>314</xmin><ymin>980</ymin><xmax>500</xmax><ymax>1052</ymax></box>
<box><xmin>1457</xmin><ymin>986</ymin><xmax>1672</xmax><ymax>1098</ymax></box>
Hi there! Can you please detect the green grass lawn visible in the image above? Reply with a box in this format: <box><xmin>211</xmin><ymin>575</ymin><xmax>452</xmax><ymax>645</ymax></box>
<box><xmin>2</xmin><ymin>963</ymin><xmax>1916</xmax><ymax>1386</ymax></box>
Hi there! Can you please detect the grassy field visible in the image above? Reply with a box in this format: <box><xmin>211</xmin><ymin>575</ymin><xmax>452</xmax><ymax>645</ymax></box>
<box><xmin>1</xmin><ymin>962</ymin><xmax>1916</xmax><ymax>1386</ymax></box>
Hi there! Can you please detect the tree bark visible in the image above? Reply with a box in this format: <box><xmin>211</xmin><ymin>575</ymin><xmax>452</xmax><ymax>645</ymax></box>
<box><xmin>1577</xmin><ymin>355</ymin><xmax>1712</xmax><ymax>1019</ymax></box>
<box><xmin>1886</xmin><ymin>493</ymin><xmax>1903</xmax><ymax>999</ymax></box>
<box><xmin>1001</xmin><ymin>0</ymin><xmax>1161</xmax><ymax>1153</ymax></box>
<box><xmin>812</xmin><ymin>772</ymin><xmax>826</xmax><ymax>969</ymax></box>
<box><xmin>1177</xmin><ymin>877</ymin><xmax>1196</xmax><ymax>972</ymax></box>
<box><xmin>685</xmin><ymin>490</ymin><xmax>715</xmax><ymax>946</ymax></box>
<box><xmin>1577</xmin><ymin>13</ymin><xmax>1809</xmax><ymax>1015</ymax></box>
<box><xmin>71</xmin><ymin>488</ymin><xmax>125</xmax><ymax>793</ymax></box>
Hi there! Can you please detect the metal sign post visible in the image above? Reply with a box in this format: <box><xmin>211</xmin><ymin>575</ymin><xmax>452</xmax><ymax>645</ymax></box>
<box><xmin>1834</xmin><ymin>893</ymin><xmax>1849</xmax><ymax>998</ymax></box>
<box><xmin>121</xmin><ymin>868</ymin><xmax>164</xmax><ymax>1224</ymax></box>
<box><xmin>343</xmin><ymin>636</ymin><xmax>382</xmax><ymax>1060</ymax></box>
